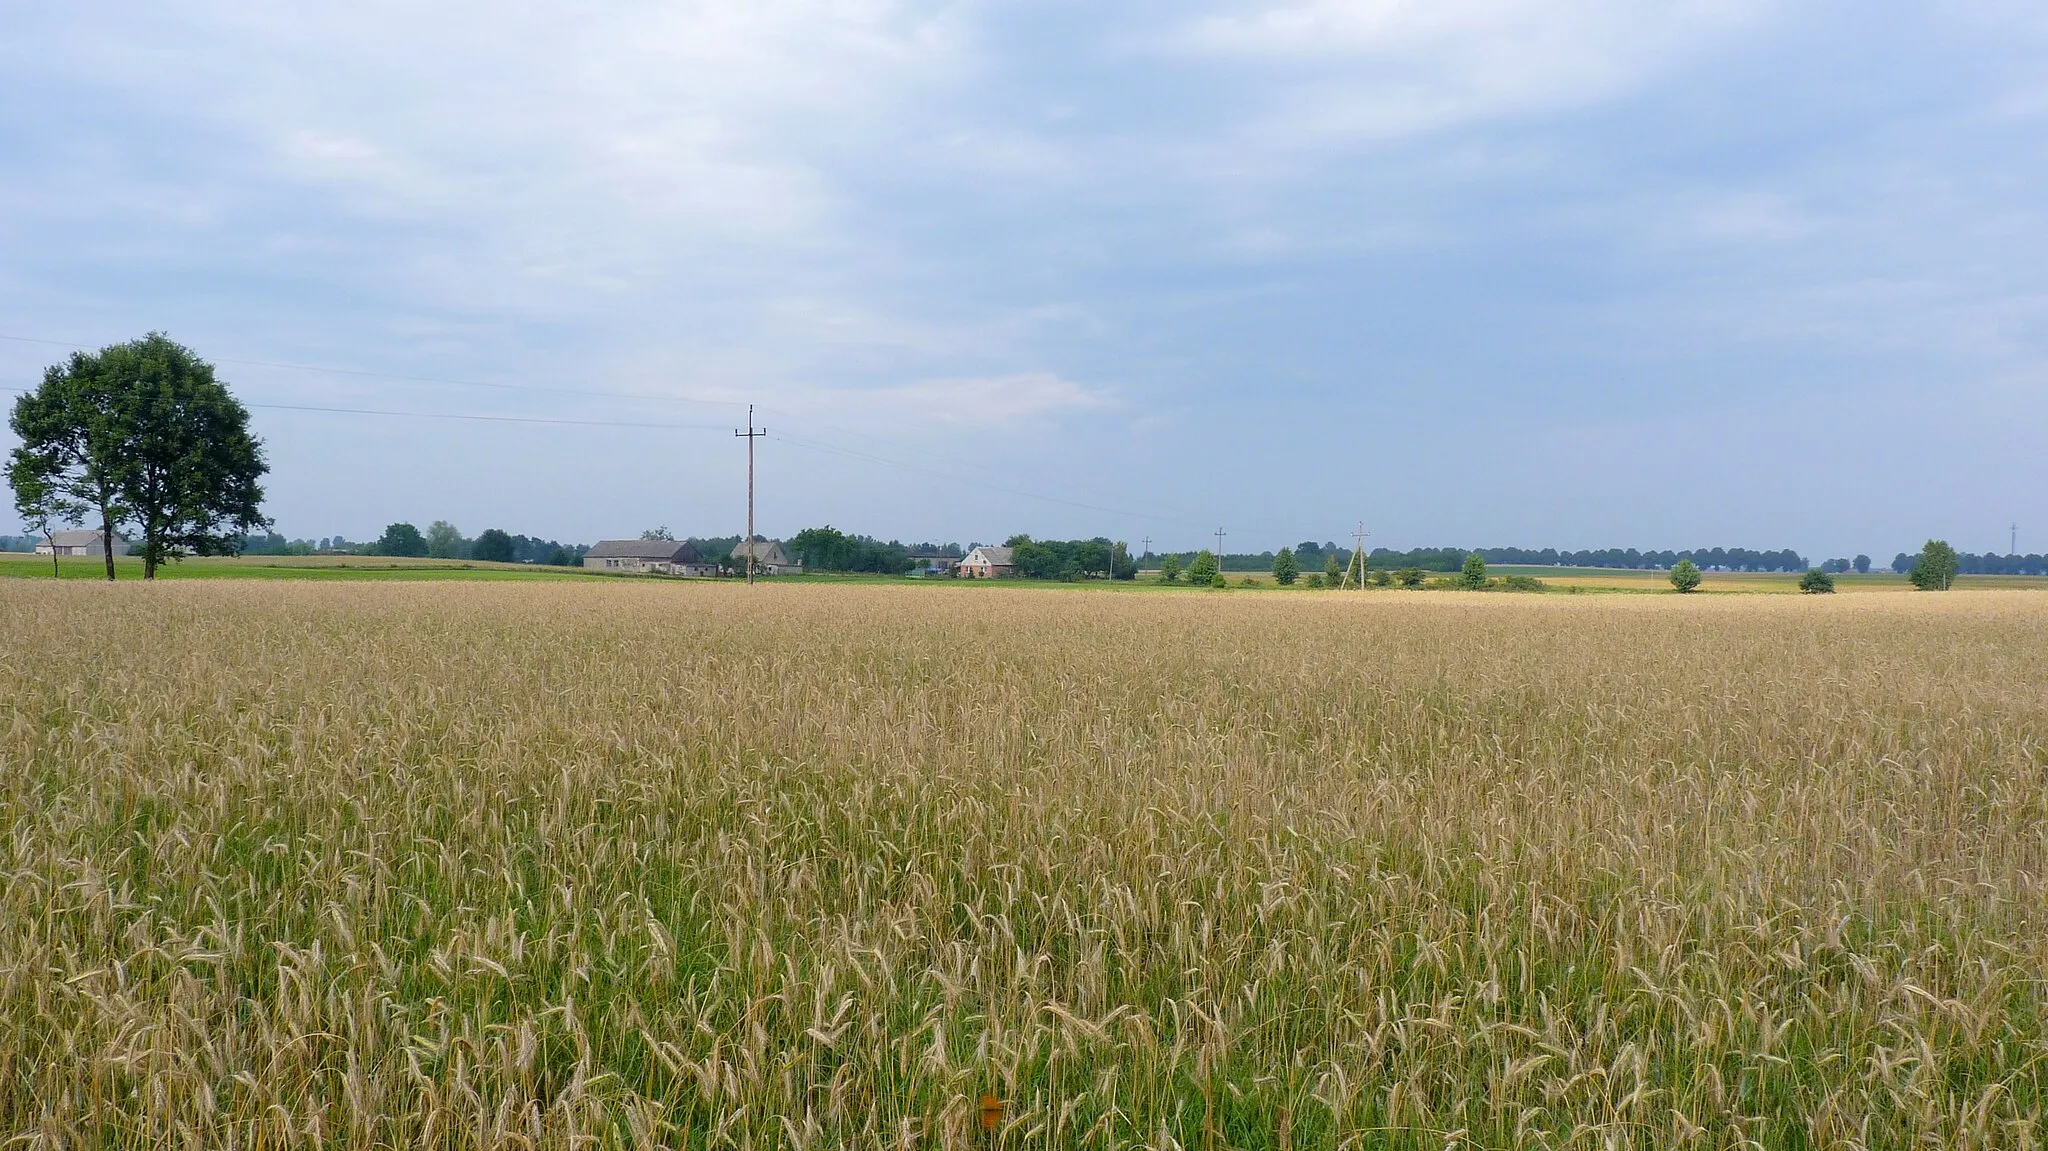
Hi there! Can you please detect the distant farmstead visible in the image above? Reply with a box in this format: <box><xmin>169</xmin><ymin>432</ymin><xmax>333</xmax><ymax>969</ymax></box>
<box><xmin>730</xmin><ymin>540</ymin><xmax>802</xmax><ymax>576</ymax></box>
<box><xmin>583</xmin><ymin>539</ymin><xmax>717</xmax><ymax>577</ymax></box>
<box><xmin>36</xmin><ymin>530</ymin><xmax>129</xmax><ymax>557</ymax></box>
<box><xmin>958</xmin><ymin>545</ymin><xmax>1014</xmax><ymax>578</ymax></box>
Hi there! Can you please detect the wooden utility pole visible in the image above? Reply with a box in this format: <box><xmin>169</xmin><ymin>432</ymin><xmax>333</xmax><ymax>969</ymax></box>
<box><xmin>735</xmin><ymin>405</ymin><xmax>766</xmax><ymax>585</ymax></box>
<box><xmin>1343</xmin><ymin>521</ymin><xmax>1368</xmax><ymax>589</ymax></box>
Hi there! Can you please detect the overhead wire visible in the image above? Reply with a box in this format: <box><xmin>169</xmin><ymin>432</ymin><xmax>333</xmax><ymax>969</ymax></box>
<box><xmin>0</xmin><ymin>337</ymin><xmax>1335</xmax><ymax>546</ymax></box>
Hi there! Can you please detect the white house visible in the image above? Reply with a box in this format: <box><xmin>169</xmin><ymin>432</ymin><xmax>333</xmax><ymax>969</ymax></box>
<box><xmin>730</xmin><ymin>540</ymin><xmax>802</xmax><ymax>576</ymax></box>
<box><xmin>957</xmin><ymin>545</ymin><xmax>1015</xmax><ymax>578</ymax></box>
<box><xmin>36</xmin><ymin>530</ymin><xmax>129</xmax><ymax>557</ymax></box>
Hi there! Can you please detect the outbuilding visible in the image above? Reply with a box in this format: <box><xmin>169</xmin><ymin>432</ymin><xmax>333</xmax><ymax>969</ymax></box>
<box><xmin>35</xmin><ymin>529</ymin><xmax>129</xmax><ymax>557</ymax></box>
<box><xmin>583</xmin><ymin>539</ymin><xmax>717</xmax><ymax>577</ymax></box>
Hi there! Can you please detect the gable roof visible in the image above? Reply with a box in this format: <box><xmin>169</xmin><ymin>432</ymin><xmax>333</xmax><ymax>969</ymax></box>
<box><xmin>46</xmin><ymin>529</ymin><xmax>124</xmax><ymax>547</ymax></box>
<box><xmin>586</xmin><ymin>539</ymin><xmax>702</xmax><ymax>562</ymax></box>
<box><xmin>968</xmin><ymin>545</ymin><xmax>1014</xmax><ymax>566</ymax></box>
<box><xmin>731</xmin><ymin>540</ymin><xmax>792</xmax><ymax>564</ymax></box>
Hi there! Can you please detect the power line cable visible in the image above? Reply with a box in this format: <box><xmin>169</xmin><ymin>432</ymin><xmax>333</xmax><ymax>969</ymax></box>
<box><xmin>1</xmin><ymin>332</ymin><xmax>1198</xmax><ymax>516</ymax></box>
<box><xmin>0</xmin><ymin>333</ymin><xmax>747</xmax><ymax>410</ymax></box>
<box><xmin>0</xmin><ymin>386</ymin><xmax>723</xmax><ymax>430</ymax></box>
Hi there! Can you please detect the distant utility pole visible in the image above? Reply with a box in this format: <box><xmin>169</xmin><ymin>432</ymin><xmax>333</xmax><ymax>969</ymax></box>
<box><xmin>2013</xmin><ymin>522</ymin><xmax>2019</xmax><ymax>554</ymax></box>
<box><xmin>735</xmin><ymin>405</ymin><xmax>766</xmax><ymax>585</ymax></box>
<box><xmin>1142</xmin><ymin>536</ymin><xmax>1152</xmax><ymax>562</ymax></box>
<box><xmin>1215</xmin><ymin>528</ymin><xmax>1227</xmax><ymax>563</ymax></box>
<box><xmin>1343</xmin><ymin>521</ymin><xmax>1369</xmax><ymax>589</ymax></box>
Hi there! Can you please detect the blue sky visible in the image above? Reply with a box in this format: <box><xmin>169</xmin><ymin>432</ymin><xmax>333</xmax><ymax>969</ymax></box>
<box><xmin>3</xmin><ymin>1</ymin><xmax>2044</xmax><ymax>558</ymax></box>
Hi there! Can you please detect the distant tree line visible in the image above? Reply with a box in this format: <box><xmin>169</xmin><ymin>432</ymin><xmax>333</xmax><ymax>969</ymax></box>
<box><xmin>789</xmin><ymin>526</ymin><xmax>926</xmax><ymax>574</ymax></box>
<box><xmin>239</xmin><ymin>522</ymin><xmax>589</xmax><ymax>565</ymax></box>
<box><xmin>1147</xmin><ymin>543</ymin><xmax>1814</xmax><ymax>573</ymax></box>
<box><xmin>1003</xmin><ymin>535</ymin><xmax>1137</xmax><ymax>581</ymax></box>
<box><xmin>1893</xmin><ymin>549</ymin><xmax>2047</xmax><ymax>577</ymax></box>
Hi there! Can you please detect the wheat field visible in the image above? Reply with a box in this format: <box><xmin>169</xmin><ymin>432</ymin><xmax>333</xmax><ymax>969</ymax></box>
<box><xmin>2</xmin><ymin>581</ymin><xmax>2044</xmax><ymax>1149</ymax></box>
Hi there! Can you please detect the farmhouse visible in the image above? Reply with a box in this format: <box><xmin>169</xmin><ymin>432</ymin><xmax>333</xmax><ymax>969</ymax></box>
<box><xmin>35</xmin><ymin>530</ymin><xmax>129</xmax><ymax>557</ymax></box>
<box><xmin>958</xmin><ymin>545</ymin><xmax>1014</xmax><ymax>578</ymax></box>
<box><xmin>583</xmin><ymin>539</ymin><xmax>717</xmax><ymax>577</ymax></box>
<box><xmin>730</xmin><ymin>540</ymin><xmax>802</xmax><ymax>576</ymax></box>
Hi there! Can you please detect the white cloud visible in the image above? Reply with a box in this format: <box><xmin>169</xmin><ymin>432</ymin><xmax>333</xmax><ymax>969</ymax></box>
<box><xmin>867</xmin><ymin>372</ymin><xmax>1110</xmax><ymax>424</ymax></box>
<box><xmin>1173</xmin><ymin>0</ymin><xmax>1772</xmax><ymax>141</ymax></box>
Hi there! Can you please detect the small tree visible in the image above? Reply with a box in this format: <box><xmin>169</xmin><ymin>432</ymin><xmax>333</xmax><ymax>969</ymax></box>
<box><xmin>1852</xmin><ymin>554</ymin><xmax>1871</xmax><ymax>574</ymax></box>
<box><xmin>1669</xmin><ymin>558</ymin><xmax>1702</xmax><ymax>593</ymax></box>
<box><xmin>1272</xmin><ymin>546</ymin><xmax>1299</xmax><ymax>586</ymax></box>
<box><xmin>642</xmin><ymin>525</ymin><xmax>676</xmax><ymax>541</ymax></box>
<box><xmin>1909</xmin><ymin>539</ymin><xmax>1957</xmax><ymax>590</ymax></box>
<box><xmin>1158</xmin><ymin>553</ymin><xmax>1181</xmax><ymax>583</ymax></box>
<box><xmin>472</xmin><ymin>528</ymin><xmax>516</xmax><ymax>563</ymax></box>
<box><xmin>1372</xmin><ymin>568</ymin><xmax>1393</xmax><ymax>587</ymax></box>
<box><xmin>1459</xmin><ymin>552</ymin><xmax>1487</xmax><ymax>589</ymax></box>
<box><xmin>9</xmin><ymin>467</ymin><xmax>66</xmax><ymax>578</ymax></box>
<box><xmin>1397</xmin><ymin>567</ymin><xmax>1425</xmax><ymax>588</ymax></box>
<box><xmin>1305</xmin><ymin>573</ymin><xmax>1324</xmax><ymax>589</ymax></box>
<box><xmin>1187</xmin><ymin>549</ymin><xmax>1219</xmax><ymax>586</ymax></box>
<box><xmin>1323</xmin><ymin>552</ymin><xmax>1343</xmax><ymax>587</ymax></box>
<box><xmin>376</xmin><ymin>522</ymin><xmax>429</xmax><ymax>557</ymax></box>
<box><xmin>1799</xmin><ymin>568</ymin><xmax>1836</xmax><ymax>594</ymax></box>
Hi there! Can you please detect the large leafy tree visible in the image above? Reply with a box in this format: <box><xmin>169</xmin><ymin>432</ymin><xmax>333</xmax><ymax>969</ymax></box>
<box><xmin>1669</xmin><ymin>558</ymin><xmax>1702</xmax><ymax>593</ymax></box>
<box><xmin>425</xmin><ymin>519</ymin><xmax>465</xmax><ymax>559</ymax></box>
<box><xmin>1909</xmin><ymin>539</ymin><xmax>1958</xmax><ymax>590</ymax></box>
<box><xmin>471</xmin><ymin>528</ymin><xmax>516</xmax><ymax>563</ymax></box>
<box><xmin>8</xmin><ymin>334</ymin><xmax>267</xmax><ymax>580</ymax></box>
<box><xmin>376</xmin><ymin>523</ymin><xmax>429</xmax><ymax>557</ymax></box>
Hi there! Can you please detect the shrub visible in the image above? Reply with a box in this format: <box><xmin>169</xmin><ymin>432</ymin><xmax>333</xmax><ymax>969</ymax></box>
<box><xmin>1499</xmin><ymin>574</ymin><xmax>1546</xmax><ymax>592</ymax></box>
<box><xmin>1372</xmin><ymin>569</ymin><xmax>1393</xmax><ymax>587</ymax></box>
<box><xmin>1799</xmin><ymin>568</ymin><xmax>1836</xmax><ymax>594</ymax></box>
<box><xmin>1305</xmin><ymin>573</ymin><xmax>1324</xmax><ymax>589</ymax></box>
<box><xmin>1187</xmin><ymin>550</ymin><xmax>1219</xmax><ymax>586</ymax></box>
<box><xmin>1670</xmin><ymin>559</ymin><xmax>1702</xmax><ymax>594</ymax></box>
<box><xmin>1272</xmin><ymin>547</ymin><xmax>1299</xmax><ymax>586</ymax></box>
<box><xmin>1398</xmin><ymin>568</ymin><xmax>1426</xmax><ymax>588</ymax></box>
<box><xmin>1158</xmin><ymin>554</ymin><xmax>1181</xmax><ymax>583</ymax></box>
<box><xmin>1210</xmin><ymin>573</ymin><xmax>1227</xmax><ymax>589</ymax></box>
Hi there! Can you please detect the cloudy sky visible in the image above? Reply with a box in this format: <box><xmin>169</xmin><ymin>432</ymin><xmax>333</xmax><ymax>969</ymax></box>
<box><xmin>3</xmin><ymin>2</ymin><xmax>2044</xmax><ymax>557</ymax></box>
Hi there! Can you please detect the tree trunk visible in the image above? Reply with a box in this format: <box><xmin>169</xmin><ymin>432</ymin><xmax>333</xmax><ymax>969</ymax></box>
<box><xmin>100</xmin><ymin>515</ymin><xmax>116</xmax><ymax>581</ymax></box>
<box><xmin>47</xmin><ymin>531</ymin><xmax>58</xmax><ymax>578</ymax></box>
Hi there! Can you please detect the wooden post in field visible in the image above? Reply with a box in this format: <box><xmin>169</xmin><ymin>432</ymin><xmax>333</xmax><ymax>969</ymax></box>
<box><xmin>735</xmin><ymin>405</ymin><xmax>766</xmax><ymax>585</ymax></box>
